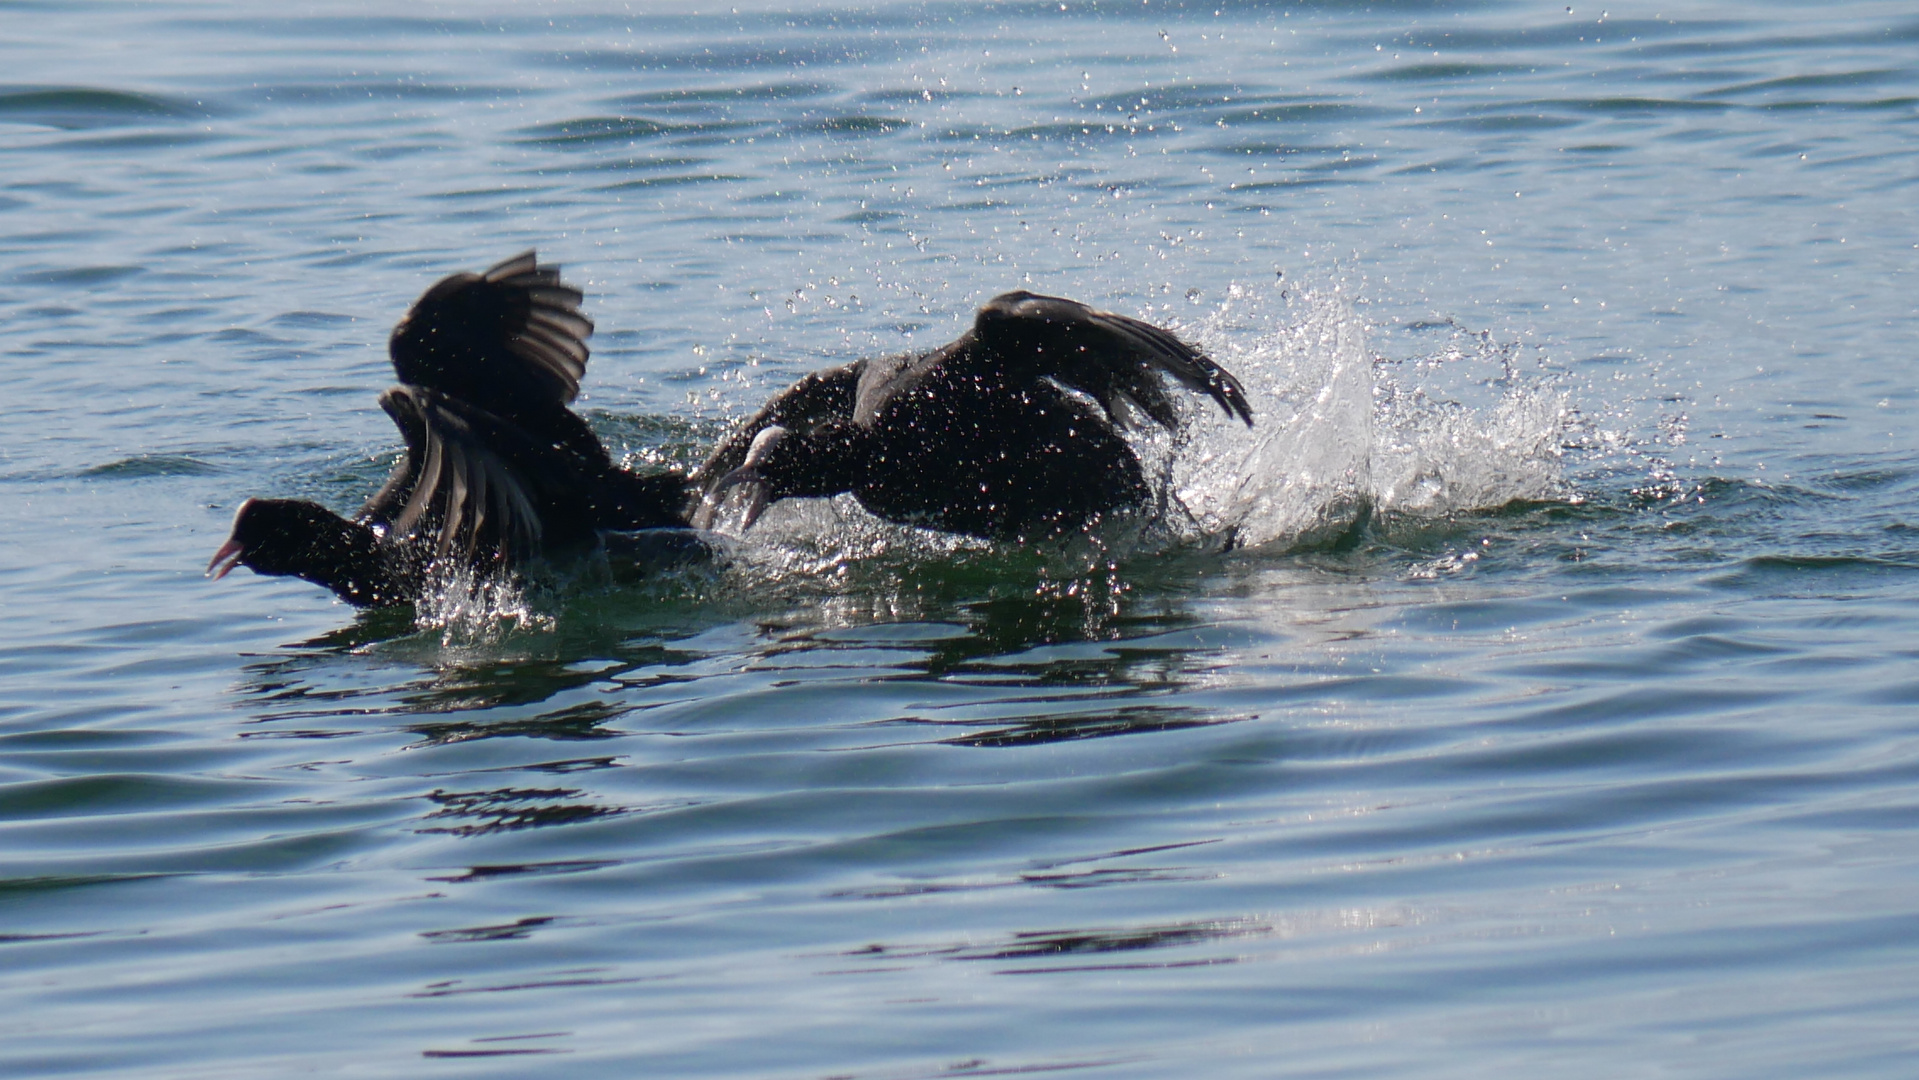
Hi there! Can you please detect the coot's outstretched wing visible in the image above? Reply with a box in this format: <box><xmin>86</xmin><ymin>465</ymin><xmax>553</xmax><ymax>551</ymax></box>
<box><xmin>387</xmin><ymin>251</ymin><xmax>595</xmax><ymax>417</ymax></box>
<box><xmin>358</xmin><ymin>386</ymin><xmax>562</xmax><ymax>563</ymax></box>
<box><xmin>972</xmin><ymin>291</ymin><xmax>1253</xmax><ymax>429</ymax></box>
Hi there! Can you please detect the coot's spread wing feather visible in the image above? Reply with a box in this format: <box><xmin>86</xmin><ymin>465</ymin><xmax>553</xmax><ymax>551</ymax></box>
<box><xmin>387</xmin><ymin>250</ymin><xmax>594</xmax><ymax>416</ymax></box>
<box><xmin>370</xmin><ymin>386</ymin><xmax>549</xmax><ymax>562</ymax></box>
<box><xmin>973</xmin><ymin>291</ymin><xmax>1253</xmax><ymax>429</ymax></box>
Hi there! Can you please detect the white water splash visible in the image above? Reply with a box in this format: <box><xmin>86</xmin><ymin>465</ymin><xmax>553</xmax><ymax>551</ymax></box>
<box><xmin>412</xmin><ymin>560</ymin><xmax>552</xmax><ymax>644</ymax></box>
<box><xmin>1157</xmin><ymin>284</ymin><xmax>1375</xmax><ymax>548</ymax></box>
<box><xmin>1160</xmin><ymin>282</ymin><xmax>1572</xmax><ymax>550</ymax></box>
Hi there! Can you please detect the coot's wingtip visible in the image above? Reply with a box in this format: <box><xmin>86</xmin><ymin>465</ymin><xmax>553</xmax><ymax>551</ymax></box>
<box><xmin>482</xmin><ymin>249</ymin><xmax>543</xmax><ymax>282</ymax></box>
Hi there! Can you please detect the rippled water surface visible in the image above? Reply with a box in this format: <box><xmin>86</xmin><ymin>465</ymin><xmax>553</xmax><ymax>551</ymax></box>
<box><xmin>3</xmin><ymin>1</ymin><xmax>1917</xmax><ymax>1076</ymax></box>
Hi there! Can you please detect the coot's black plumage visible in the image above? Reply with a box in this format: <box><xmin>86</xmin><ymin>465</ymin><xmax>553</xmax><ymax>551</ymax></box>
<box><xmin>209</xmin><ymin>252</ymin><xmax>689</xmax><ymax>607</ymax></box>
<box><xmin>692</xmin><ymin>290</ymin><xmax>1253</xmax><ymax>539</ymax></box>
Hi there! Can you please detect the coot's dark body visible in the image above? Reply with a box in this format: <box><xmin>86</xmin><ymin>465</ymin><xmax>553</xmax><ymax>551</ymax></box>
<box><xmin>211</xmin><ymin>253</ymin><xmax>689</xmax><ymax>607</ymax></box>
<box><xmin>693</xmin><ymin>291</ymin><xmax>1252</xmax><ymax>540</ymax></box>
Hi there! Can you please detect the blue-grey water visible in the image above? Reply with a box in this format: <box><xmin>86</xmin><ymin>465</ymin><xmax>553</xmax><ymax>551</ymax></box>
<box><xmin>2</xmin><ymin>1</ymin><xmax>1916</xmax><ymax>1076</ymax></box>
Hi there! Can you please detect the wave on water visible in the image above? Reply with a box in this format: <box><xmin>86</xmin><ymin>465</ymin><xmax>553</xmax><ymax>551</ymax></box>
<box><xmin>76</xmin><ymin>454</ymin><xmax>224</xmax><ymax>479</ymax></box>
<box><xmin>0</xmin><ymin>86</ymin><xmax>206</xmax><ymax>130</ymax></box>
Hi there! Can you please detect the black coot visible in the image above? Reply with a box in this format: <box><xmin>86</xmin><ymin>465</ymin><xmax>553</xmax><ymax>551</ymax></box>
<box><xmin>692</xmin><ymin>290</ymin><xmax>1253</xmax><ymax>539</ymax></box>
<box><xmin>209</xmin><ymin>252</ymin><xmax>689</xmax><ymax>607</ymax></box>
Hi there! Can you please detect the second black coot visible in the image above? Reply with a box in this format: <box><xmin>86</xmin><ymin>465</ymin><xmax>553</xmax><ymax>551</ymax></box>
<box><xmin>209</xmin><ymin>252</ymin><xmax>690</xmax><ymax>607</ymax></box>
<box><xmin>692</xmin><ymin>290</ymin><xmax>1253</xmax><ymax>540</ymax></box>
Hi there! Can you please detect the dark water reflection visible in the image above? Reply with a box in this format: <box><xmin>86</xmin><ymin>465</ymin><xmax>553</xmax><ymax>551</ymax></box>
<box><xmin>421</xmin><ymin>787</ymin><xmax>624</xmax><ymax>836</ymax></box>
<box><xmin>236</xmin><ymin>558</ymin><xmax>1236</xmax><ymax>749</ymax></box>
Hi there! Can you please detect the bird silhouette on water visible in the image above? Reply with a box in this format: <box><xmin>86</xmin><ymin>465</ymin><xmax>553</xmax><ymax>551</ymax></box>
<box><xmin>208</xmin><ymin>252</ymin><xmax>690</xmax><ymax>607</ymax></box>
<box><xmin>692</xmin><ymin>290</ymin><xmax>1253</xmax><ymax>540</ymax></box>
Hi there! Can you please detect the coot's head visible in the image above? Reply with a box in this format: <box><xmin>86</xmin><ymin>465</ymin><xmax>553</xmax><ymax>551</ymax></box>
<box><xmin>693</xmin><ymin>421</ymin><xmax>863</xmax><ymax>531</ymax></box>
<box><xmin>208</xmin><ymin>498</ymin><xmax>361</xmax><ymax>580</ymax></box>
